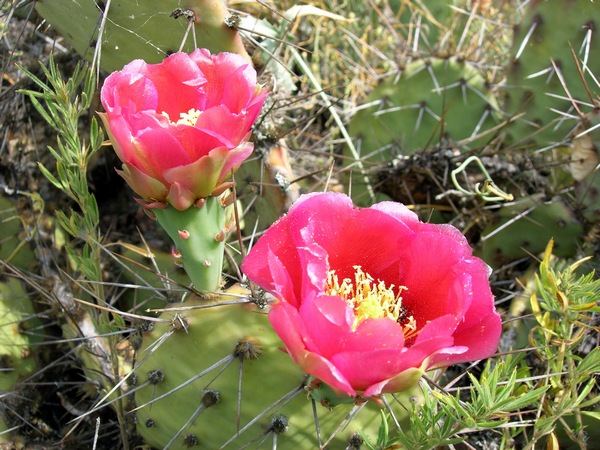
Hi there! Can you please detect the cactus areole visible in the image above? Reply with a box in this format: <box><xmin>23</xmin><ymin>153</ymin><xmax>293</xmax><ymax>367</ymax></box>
<box><xmin>242</xmin><ymin>192</ymin><xmax>502</xmax><ymax>398</ymax></box>
<box><xmin>99</xmin><ymin>49</ymin><xmax>267</xmax><ymax>211</ymax></box>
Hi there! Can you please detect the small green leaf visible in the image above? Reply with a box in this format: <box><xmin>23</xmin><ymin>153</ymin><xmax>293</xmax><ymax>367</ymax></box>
<box><xmin>498</xmin><ymin>386</ymin><xmax>549</xmax><ymax>411</ymax></box>
<box><xmin>574</xmin><ymin>378</ymin><xmax>596</xmax><ymax>406</ymax></box>
<box><xmin>581</xmin><ymin>411</ymin><xmax>600</xmax><ymax>422</ymax></box>
<box><xmin>376</xmin><ymin>410</ymin><xmax>389</xmax><ymax>446</ymax></box>
<box><xmin>26</xmin><ymin>95</ymin><xmax>58</xmax><ymax>128</ymax></box>
<box><xmin>576</xmin><ymin>347</ymin><xmax>600</xmax><ymax>377</ymax></box>
<box><xmin>37</xmin><ymin>163</ymin><xmax>64</xmax><ymax>190</ymax></box>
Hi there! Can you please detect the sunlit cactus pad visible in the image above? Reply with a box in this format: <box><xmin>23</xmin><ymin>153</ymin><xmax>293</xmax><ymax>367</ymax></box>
<box><xmin>349</xmin><ymin>57</ymin><xmax>499</xmax><ymax>160</ymax></box>
<box><xmin>34</xmin><ymin>0</ymin><xmax>247</xmax><ymax>72</ymax></box>
<box><xmin>504</xmin><ymin>0</ymin><xmax>600</xmax><ymax>146</ymax></box>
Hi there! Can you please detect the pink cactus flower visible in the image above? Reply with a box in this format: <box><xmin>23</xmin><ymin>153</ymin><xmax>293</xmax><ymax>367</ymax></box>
<box><xmin>242</xmin><ymin>192</ymin><xmax>502</xmax><ymax>398</ymax></box>
<box><xmin>99</xmin><ymin>49</ymin><xmax>267</xmax><ymax>210</ymax></box>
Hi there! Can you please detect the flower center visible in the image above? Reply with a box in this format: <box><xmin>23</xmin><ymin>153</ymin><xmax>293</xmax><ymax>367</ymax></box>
<box><xmin>325</xmin><ymin>265</ymin><xmax>418</xmax><ymax>338</ymax></box>
<box><xmin>176</xmin><ymin>108</ymin><xmax>202</xmax><ymax>126</ymax></box>
<box><xmin>162</xmin><ymin>108</ymin><xmax>202</xmax><ymax>126</ymax></box>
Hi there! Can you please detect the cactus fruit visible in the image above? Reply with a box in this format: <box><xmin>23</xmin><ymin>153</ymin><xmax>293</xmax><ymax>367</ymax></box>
<box><xmin>152</xmin><ymin>196</ymin><xmax>232</xmax><ymax>293</ymax></box>
<box><xmin>348</xmin><ymin>57</ymin><xmax>499</xmax><ymax>160</ymax></box>
<box><xmin>478</xmin><ymin>195</ymin><xmax>584</xmax><ymax>268</ymax></box>
<box><xmin>133</xmin><ymin>285</ymin><xmax>419</xmax><ymax>449</ymax></box>
<box><xmin>503</xmin><ymin>0</ymin><xmax>600</xmax><ymax>148</ymax></box>
<box><xmin>34</xmin><ymin>0</ymin><xmax>249</xmax><ymax>73</ymax></box>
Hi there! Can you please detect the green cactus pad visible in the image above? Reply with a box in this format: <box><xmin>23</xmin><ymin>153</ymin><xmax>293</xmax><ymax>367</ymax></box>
<box><xmin>574</xmin><ymin>172</ymin><xmax>600</xmax><ymax>226</ymax></box>
<box><xmin>0</xmin><ymin>278</ymin><xmax>43</xmax><ymax>392</ymax></box>
<box><xmin>234</xmin><ymin>140</ymin><xmax>300</xmax><ymax>234</ymax></box>
<box><xmin>389</xmin><ymin>0</ymin><xmax>459</xmax><ymax>52</ymax></box>
<box><xmin>133</xmin><ymin>286</ymin><xmax>419</xmax><ymax>449</ymax></box>
<box><xmin>479</xmin><ymin>195</ymin><xmax>584</xmax><ymax>268</ymax></box>
<box><xmin>504</xmin><ymin>0</ymin><xmax>600</xmax><ymax>147</ymax></box>
<box><xmin>0</xmin><ymin>196</ymin><xmax>36</xmax><ymax>272</ymax></box>
<box><xmin>117</xmin><ymin>246</ymin><xmax>191</xmax><ymax>314</ymax></box>
<box><xmin>349</xmin><ymin>57</ymin><xmax>499</xmax><ymax>159</ymax></box>
<box><xmin>571</xmin><ymin>108</ymin><xmax>600</xmax><ymax>224</ymax></box>
<box><xmin>34</xmin><ymin>0</ymin><xmax>249</xmax><ymax>73</ymax></box>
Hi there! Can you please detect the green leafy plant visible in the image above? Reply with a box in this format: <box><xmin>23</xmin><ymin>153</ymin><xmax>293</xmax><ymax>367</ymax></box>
<box><xmin>18</xmin><ymin>58</ymin><xmax>131</xmax><ymax>445</ymax></box>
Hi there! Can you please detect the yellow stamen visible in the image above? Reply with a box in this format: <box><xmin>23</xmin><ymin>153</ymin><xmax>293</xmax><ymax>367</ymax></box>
<box><xmin>161</xmin><ymin>109</ymin><xmax>202</xmax><ymax>126</ymax></box>
<box><xmin>176</xmin><ymin>108</ymin><xmax>202</xmax><ymax>126</ymax></box>
<box><xmin>325</xmin><ymin>266</ymin><xmax>418</xmax><ymax>338</ymax></box>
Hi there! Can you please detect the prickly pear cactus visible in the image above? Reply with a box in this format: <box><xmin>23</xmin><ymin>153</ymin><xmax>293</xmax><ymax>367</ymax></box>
<box><xmin>0</xmin><ymin>196</ymin><xmax>36</xmax><ymax>272</ymax></box>
<box><xmin>0</xmin><ymin>195</ymin><xmax>43</xmax><ymax>392</ymax></box>
<box><xmin>389</xmin><ymin>0</ymin><xmax>463</xmax><ymax>52</ymax></box>
<box><xmin>504</xmin><ymin>0</ymin><xmax>600</xmax><ymax>147</ymax></box>
<box><xmin>0</xmin><ymin>278</ymin><xmax>43</xmax><ymax>392</ymax></box>
<box><xmin>478</xmin><ymin>194</ymin><xmax>584</xmax><ymax>268</ymax></box>
<box><xmin>117</xmin><ymin>246</ymin><xmax>191</xmax><ymax>313</ymax></box>
<box><xmin>133</xmin><ymin>285</ymin><xmax>416</xmax><ymax>449</ymax></box>
<box><xmin>574</xmin><ymin>170</ymin><xmax>600</xmax><ymax>226</ymax></box>
<box><xmin>34</xmin><ymin>0</ymin><xmax>249</xmax><ymax>72</ymax></box>
<box><xmin>349</xmin><ymin>57</ymin><xmax>499</xmax><ymax>160</ymax></box>
<box><xmin>234</xmin><ymin>140</ymin><xmax>300</xmax><ymax>234</ymax></box>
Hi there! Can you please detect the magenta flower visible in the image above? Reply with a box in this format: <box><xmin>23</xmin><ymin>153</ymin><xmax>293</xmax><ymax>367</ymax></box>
<box><xmin>242</xmin><ymin>193</ymin><xmax>502</xmax><ymax>398</ymax></box>
<box><xmin>99</xmin><ymin>49</ymin><xmax>267</xmax><ymax>210</ymax></box>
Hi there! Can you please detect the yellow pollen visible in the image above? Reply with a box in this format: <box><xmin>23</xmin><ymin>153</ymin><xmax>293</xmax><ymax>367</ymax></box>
<box><xmin>325</xmin><ymin>266</ymin><xmax>417</xmax><ymax>337</ymax></box>
<box><xmin>161</xmin><ymin>109</ymin><xmax>202</xmax><ymax>126</ymax></box>
<box><xmin>176</xmin><ymin>108</ymin><xmax>202</xmax><ymax>126</ymax></box>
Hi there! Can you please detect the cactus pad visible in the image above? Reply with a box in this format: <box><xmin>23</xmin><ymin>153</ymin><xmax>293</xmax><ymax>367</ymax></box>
<box><xmin>34</xmin><ymin>0</ymin><xmax>249</xmax><ymax>73</ymax></box>
<box><xmin>479</xmin><ymin>195</ymin><xmax>584</xmax><ymax>268</ymax></box>
<box><xmin>133</xmin><ymin>286</ymin><xmax>417</xmax><ymax>449</ymax></box>
<box><xmin>504</xmin><ymin>0</ymin><xmax>600</xmax><ymax>147</ymax></box>
<box><xmin>349</xmin><ymin>57</ymin><xmax>499</xmax><ymax>160</ymax></box>
<box><xmin>0</xmin><ymin>278</ymin><xmax>43</xmax><ymax>392</ymax></box>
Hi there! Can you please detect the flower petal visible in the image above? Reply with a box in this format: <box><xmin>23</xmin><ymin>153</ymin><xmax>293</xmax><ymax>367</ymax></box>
<box><xmin>162</xmin><ymin>142</ymin><xmax>253</xmax><ymax>199</ymax></box>
<box><xmin>431</xmin><ymin>260</ymin><xmax>501</xmax><ymax>366</ymax></box>
<box><xmin>101</xmin><ymin>68</ymin><xmax>158</xmax><ymax>116</ymax></box>
<box><xmin>194</xmin><ymin>105</ymin><xmax>252</xmax><ymax>148</ymax></box>
<box><xmin>397</xmin><ymin>231</ymin><xmax>475</xmax><ymax>325</ymax></box>
<box><xmin>132</xmin><ymin>127</ymin><xmax>191</xmax><ymax>176</ymax></box>
<box><xmin>268</xmin><ymin>301</ymin><xmax>356</xmax><ymax>396</ymax></box>
<box><xmin>298</xmin><ymin>295</ymin><xmax>354</xmax><ymax>357</ymax></box>
<box><xmin>143</xmin><ymin>52</ymin><xmax>207</xmax><ymax>119</ymax></box>
<box><xmin>117</xmin><ymin>163</ymin><xmax>168</xmax><ymax>203</ymax></box>
<box><xmin>189</xmin><ymin>49</ymin><xmax>259</xmax><ymax>113</ymax></box>
<box><xmin>363</xmin><ymin>367</ymin><xmax>424</xmax><ymax>398</ymax></box>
